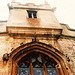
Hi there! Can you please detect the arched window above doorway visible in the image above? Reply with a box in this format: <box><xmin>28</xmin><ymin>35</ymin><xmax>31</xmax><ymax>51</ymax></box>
<box><xmin>9</xmin><ymin>42</ymin><xmax>70</xmax><ymax>75</ymax></box>
<box><xmin>17</xmin><ymin>52</ymin><xmax>58</xmax><ymax>75</ymax></box>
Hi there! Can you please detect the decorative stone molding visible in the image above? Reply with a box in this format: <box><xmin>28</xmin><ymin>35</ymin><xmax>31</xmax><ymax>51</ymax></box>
<box><xmin>3</xmin><ymin>53</ymin><xmax>10</xmax><ymax>61</ymax></box>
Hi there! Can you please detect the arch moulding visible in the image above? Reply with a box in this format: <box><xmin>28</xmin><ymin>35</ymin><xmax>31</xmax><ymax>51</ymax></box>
<box><xmin>8</xmin><ymin>41</ymin><xmax>71</xmax><ymax>75</ymax></box>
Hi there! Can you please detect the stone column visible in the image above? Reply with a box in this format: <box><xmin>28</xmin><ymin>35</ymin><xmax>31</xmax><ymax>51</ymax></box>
<box><xmin>29</xmin><ymin>63</ymin><xmax>34</xmax><ymax>75</ymax></box>
<box><xmin>56</xmin><ymin>64</ymin><xmax>64</xmax><ymax>75</ymax></box>
<box><xmin>43</xmin><ymin>64</ymin><xmax>48</xmax><ymax>75</ymax></box>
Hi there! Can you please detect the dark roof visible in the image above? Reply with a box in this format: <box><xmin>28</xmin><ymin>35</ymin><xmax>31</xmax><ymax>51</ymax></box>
<box><xmin>0</xmin><ymin>21</ymin><xmax>7</xmax><ymax>23</ymax></box>
<box><xmin>60</xmin><ymin>23</ymin><xmax>75</xmax><ymax>31</ymax></box>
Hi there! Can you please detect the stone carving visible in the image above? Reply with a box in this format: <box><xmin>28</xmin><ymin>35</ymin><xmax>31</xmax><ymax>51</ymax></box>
<box><xmin>3</xmin><ymin>53</ymin><xmax>10</xmax><ymax>61</ymax></box>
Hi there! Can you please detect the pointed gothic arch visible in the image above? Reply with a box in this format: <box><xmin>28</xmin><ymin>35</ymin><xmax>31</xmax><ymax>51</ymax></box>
<box><xmin>8</xmin><ymin>41</ymin><xmax>71</xmax><ymax>75</ymax></box>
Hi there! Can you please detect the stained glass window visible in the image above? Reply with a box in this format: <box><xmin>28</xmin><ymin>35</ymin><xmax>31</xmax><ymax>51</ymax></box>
<box><xmin>19</xmin><ymin>68</ymin><xmax>29</xmax><ymax>75</ymax></box>
<box><xmin>33</xmin><ymin>68</ymin><xmax>43</xmax><ymax>75</ymax></box>
<box><xmin>47</xmin><ymin>65</ymin><xmax>54</xmax><ymax>68</ymax></box>
<box><xmin>47</xmin><ymin>68</ymin><xmax>57</xmax><ymax>75</ymax></box>
<box><xmin>35</xmin><ymin>64</ymin><xmax>40</xmax><ymax>67</ymax></box>
<box><xmin>18</xmin><ymin>63</ymin><xmax>29</xmax><ymax>75</ymax></box>
<box><xmin>46</xmin><ymin>64</ymin><xmax>58</xmax><ymax>75</ymax></box>
<box><xmin>37</xmin><ymin>57</ymin><xmax>42</xmax><ymax>62</ymax></box>
<box><xmin>18</xmin><ymin>52</ymin><xmax>58</xmax><ymax>75</ymax></box>
<box><xmin>32</xmin><ymin>58</ymin><xmax>36</xmax><ymax>63</ymax></box>
<box><xmin>21</xmin><ymin>63</ymin><xmax>27</xmax><ymax>68</ymax></box>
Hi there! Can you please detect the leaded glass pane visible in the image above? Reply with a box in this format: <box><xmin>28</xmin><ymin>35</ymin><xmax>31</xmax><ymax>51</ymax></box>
<box><xmin>47</xmin><ymin>68</ymin><xmax>58</xmax><ymax>75</ymax></box>
<box><xmin>19</xmin><ymin>68</ymin><xmax>29</xmax><ymax>75</ymax></box>
<box><xmin>21</xmin><ymin>63</ymin><xmax>27</xmax><ymax>68</ymax></box>
<box><xmin>47</xmin><ymin>65</ymin><xmax>54</xmax><ymax>68</ymax></box>
<box><xmin>35</xmin><ymin>64</ymin><xmax>40</xmax><ymax>67</ymax></box>
<box><xmin>32</xmin><ymin>58</ymin><xmax>35</xmax><ymax>63</ymax></box>
<box><xmin>33</xmin><ymin>68</ymin><xmax>43</xmax><ymax>75</ymax></box>
<box><xmin>37</xmin><ymin>57</ymin><xmax>42</xmax><ymax>62</ymax></box>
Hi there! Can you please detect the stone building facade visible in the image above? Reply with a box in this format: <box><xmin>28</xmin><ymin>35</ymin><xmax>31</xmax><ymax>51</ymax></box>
<box><xmin>0</xmin><ymin>1</ymin><xmax>75</xmax><ymax>75</ymax></box>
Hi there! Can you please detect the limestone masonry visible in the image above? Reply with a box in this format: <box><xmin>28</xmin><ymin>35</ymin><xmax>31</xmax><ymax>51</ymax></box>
<box><xmin>0</xmin><ymin>1</ymin><xmax>75</xmax><ymax>75</ymax></box>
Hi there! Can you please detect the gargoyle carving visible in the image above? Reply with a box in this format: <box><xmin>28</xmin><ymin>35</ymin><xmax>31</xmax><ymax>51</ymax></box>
<box><xmin>3</xmin><ymin>53</ymin><xmax>10</xmax><ymax>61</ymax></box>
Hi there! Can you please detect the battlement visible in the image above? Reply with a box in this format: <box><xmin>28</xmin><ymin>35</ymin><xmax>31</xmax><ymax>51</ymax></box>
<box><xmin>8</xmin><ymin>2</ymin><xmax>51</xmax><ymax>10</ymax></box>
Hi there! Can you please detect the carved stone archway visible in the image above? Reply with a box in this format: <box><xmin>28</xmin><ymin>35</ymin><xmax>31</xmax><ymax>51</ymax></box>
<box><xmin>8</xmin><ymin>41</ymin><xmax>71</xmax><ymax>75</ymax></box>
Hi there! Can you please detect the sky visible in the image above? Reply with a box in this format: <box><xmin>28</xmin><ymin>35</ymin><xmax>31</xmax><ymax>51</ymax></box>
<box><xmin>0</xmin><ymin>0</ymin><xmax>75</xmax><ymax>29</ymax></box>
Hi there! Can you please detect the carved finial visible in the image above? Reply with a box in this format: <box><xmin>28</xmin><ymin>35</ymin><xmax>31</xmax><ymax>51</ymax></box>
<box><xmin>51</xmin><ymin>7</ymin><xmax>56</xmax><ymax>12</ymax></box>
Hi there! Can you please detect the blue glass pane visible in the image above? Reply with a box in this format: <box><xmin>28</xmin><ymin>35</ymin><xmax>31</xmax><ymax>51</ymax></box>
<box><xmin>19</xmin><ymin>68</ymin><xmax>29</xmax><ymax>75</ymax></box>
<box><xmin>33</xmin><ymin>68</ymin><xmax>43</xmax><ymax>75</ymax></box>
<box><xmin>47</xmin><ymin>68</ymin><xmax>58</xmax><ymax>75</ymax></box>
<box><xmin>47</xmin><ymin>65</ymin><xmax>54</xmax><ymax>68</ymax></box>
<box><xmin>35</xmin><ymin>64</ymin><xmax>40</xmax><ymax>67</ymax></box>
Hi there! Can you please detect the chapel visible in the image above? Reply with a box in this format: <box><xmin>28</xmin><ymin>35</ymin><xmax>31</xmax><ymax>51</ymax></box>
<box><xmin>0</xmin><ymin>0</ymin><xmax>75</xmax><ymax>75</ymax></box>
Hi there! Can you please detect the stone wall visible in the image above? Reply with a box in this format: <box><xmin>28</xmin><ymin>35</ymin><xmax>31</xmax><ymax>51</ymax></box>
<box><xmin>7</xmin><ymin>4</ymin><xmax>61</xmax><ymax>29</ymax></box>
<box><xmin>0</xmin><ymin>35</ymin><xmax>32</xmax><ymax>75</ymax></box>
<box><xmin>0</xmin><ymin>35</ymin><xmax>75</xmax><ymax>75</ymax></box>
<box><xmin>58</xmin><ymin>37</ymin><xmax>75</xmax><ymax>74</ymax></box>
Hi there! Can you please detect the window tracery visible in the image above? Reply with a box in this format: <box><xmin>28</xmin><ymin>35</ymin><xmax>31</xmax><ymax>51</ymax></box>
<box><xmin>18</xmin><ymin>52</ymin><xmax>58</xmax><ymax>75</ymax></box>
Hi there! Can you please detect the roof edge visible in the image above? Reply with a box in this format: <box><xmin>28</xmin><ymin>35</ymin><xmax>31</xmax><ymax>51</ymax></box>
<box><xmin>60</xmin><ymin>23</ymin><xmax>75</xmax><ymax>31</ymax></box>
